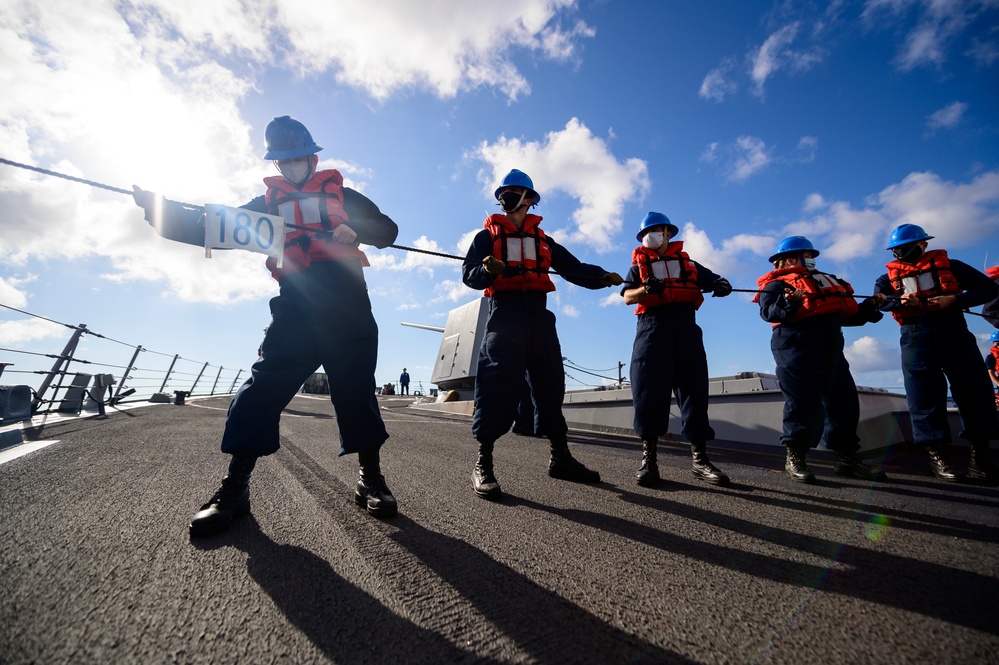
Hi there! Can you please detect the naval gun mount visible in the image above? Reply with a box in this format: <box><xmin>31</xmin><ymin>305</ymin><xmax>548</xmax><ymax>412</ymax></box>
<box><xmin>402</xmin><ymin>297</ymin><xmax>488</xmax><ymax>401</ymax></box>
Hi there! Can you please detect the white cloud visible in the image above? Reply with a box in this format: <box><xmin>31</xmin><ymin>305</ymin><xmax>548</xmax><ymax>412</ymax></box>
<box><xmin>700</xmin><ymin>142</ymin><xmax>719</xmax><ymax>163</ymax></box>
<box><xmin>679</xmin><ymin>222</ymin><xmax>775</xmax><ymax>277</ymax></box>
<box><xmin>792</xmin><ymin>136</ymin><xmax>818</xmax><ymax>163</ymax></box>
<box><xmin>926</xmin><ymin>101</ymin><xmax>968</xmax><ymax>131</ymax></box>
<box><xmin>0</xmin><ymin>318</ymin><xmax>67</xmax><ymax>345</ymax></box>
<box><xmin>706</xmin><ymin>3</ymin><xmax>995</xmax><ymax>104</ymax></box>
<box><xmin>729</xmin><ymin>136</ymin><xmax>772</xmax><ymax>182</ymax></box>
<box><xmin>368</xmin><ymin>234</ymin><xmax>464</xmax><ymax>277</ymax></box>
<box><xmin>772</xmin><ymin>169</ymin><xmax>999</xmax><ymax>260</ymax></box>
<box><xmin>0</xmin><ymin>276</ymin><xmax>31</xmax><ymax>309</ymax></box>
<box><xmin>748</xmin><ymin>22</ymin><xmax>824</xmax><ymax>97</ymax></box>
<box><xmin>598</xmin><ymin>292</ymin><xmax>625</xmax><ymax>307</ymax></box>
<box><xmin>684</xmin><ymin>169</ymin><xmax>999</xmax><ymax>284</ymax></box>
<box><xmin>703</xmin><ymin>135</ymin><xmax>812</xmax><ymax>184</ymax></box>
<box><xmin>0</xmin><ymin>0</ymin><xmax>280</xmax><ymax>305</ymax></box>
<box><xmin>784</xmin><ymin>201</ymin><xmax>890</xmax><ymax>261</ymax></box>
<box><xmin>277</xmin><ymin>0</ymin><xmax>593</xmax><ymax>101</ymax></box>
<box><xmin>698</xmin><ymin>60</ymin><xmax>738</xmax><ymax>102</ymax></box>
<box><xmin>432</xmin><ymin>280</ymin><xmax>476</xmax><ymax>304</ymax></box>
<box><xmin>862</xmin><ymin>0</ymin><xmax>998</xmax><ymax>71</ymax></box>
<box><xmin>844</xmin><ymin>336</ymin><xmax>897</xmax><ymax>373</ymax></box>
<box><xmin>102</xmin><ymin>245</ymin><xmax>278</xmax><ymax>305</ymax></box>
<box><xmin>0</xmin><ymin>0</ymin><xmax>594</xmax><ymax>305</ymax></box>
<box><xmin>560</xmin><ymin>303</ymin><xmax>580</xmax><ymax>317</ymax></box>
<box><xmin>473</xmin><ymin>118</ymin><xmax>650</xmax><ymax>248</ymax></box>
<box><xmin>876</xmin><ymin>170</ymin><xmax>999</xmax><ymax>248</ymax></box>
<box><xmin>455</xmin><ymin>229</ymin><xmax>484</xmax><ymax>258</ymax></box>
<box><xmin>966</xmin><ymin>32</ymin><xmax>999</xmax><ymax>65</ymax></box>
<box><xmin>803</xmin><ymin>193</ymin><xmax>827</xmax><ymax>212</ymax></box>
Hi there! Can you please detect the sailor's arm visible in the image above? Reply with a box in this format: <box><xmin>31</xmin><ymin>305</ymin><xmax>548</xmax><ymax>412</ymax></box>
<box><xmin>131</xmin><ymin>186</ymin><xmax>205</xmax><ymax>247</ymax></box>
<box><xmin>341</xmin><ymin>188</ymin><xmax>399</xmax><ymax>249</ymax></box>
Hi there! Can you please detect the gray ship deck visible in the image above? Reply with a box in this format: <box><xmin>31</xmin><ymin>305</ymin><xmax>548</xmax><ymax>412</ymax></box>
<box><xmin>1</xmin><ymin>394</ymin><xmax>997</xmax><ymax>664</ymax></box>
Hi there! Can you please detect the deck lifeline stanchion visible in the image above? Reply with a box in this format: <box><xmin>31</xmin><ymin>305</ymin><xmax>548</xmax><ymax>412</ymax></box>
<box><xmin>32</xmin><ymin>324</ymin><xmax>87</xmax><ymax>413</ymax></box>
<box><xmin>110</xmin><ymin>345</ymin><xmax>142</xmax><ymax>406</ymax></box>
<box><xmin>189</xmin><ymin>361</ymin><xmax>209</xmax><ymax>395</ymax></box>
<box><xmin>228</xmin><ymin>370</ymin><xmax>243</xmax><ymax>394</ymax></box>
<box><xmin>210</xmin><ymin>366</ymin><xmax>223</xmax><ymax>395</ymax></box>
<box><xmin>158</xmin><ymin>354</ymin><xmax>180</xmax><ymax>394</ymax></box>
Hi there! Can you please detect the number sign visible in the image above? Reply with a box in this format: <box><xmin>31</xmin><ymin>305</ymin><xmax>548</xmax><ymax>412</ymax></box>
<box><xmin>203</xmin><ymin>204</ymin><xmax>285</xmax><ymax>268</ymax></box>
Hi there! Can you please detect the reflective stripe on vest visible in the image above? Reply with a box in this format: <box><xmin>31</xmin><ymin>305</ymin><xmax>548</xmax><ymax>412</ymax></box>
<box><xmin>885</xmin><ymin>249</ymin><xmax>960</xmax><ymax>324</ymax></box>
<box><xmin>482</xmin><ymin>213</ymin><xmax>555</xmax><ymax>297</ymax></box>
<box><xmin>262</xmin><ymin>169</ymin><xmax>368</xmax><ymax>279</ymax></box>
<box><xmin>632</xmin><ymin>243</ymin><xmax>703</xmax><ymax>315</ymax></box>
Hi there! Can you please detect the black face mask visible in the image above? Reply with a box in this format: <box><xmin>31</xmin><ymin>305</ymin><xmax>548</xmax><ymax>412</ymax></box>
<box><xmin>498</xmin><ymin>190</ymin><xmax>527</xmax><ymax>213</ymax></box>
<box><xmin>892</xmin><ymin>243</ymin><xmax>923</xmax><ymax>263</ymax></box>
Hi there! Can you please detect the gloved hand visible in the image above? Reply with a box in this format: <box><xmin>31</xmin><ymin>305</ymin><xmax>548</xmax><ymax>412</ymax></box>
<box><xmin>861</xmin><ymin>299</ymin><xmax>885</xmax><ymax>324</ymax></box>
<box><xmin>711</xmin><ymin>277</ymin><xmax>733</xmax><ymax>297</ymax></box>
<box><xmin>482</xmin><ymin>256</ymin><xmax>506</xmax><ymax>275</ymax></box>
<box><xmin>601</xmin><ymin>272</ymin><xmax>624</xmax><ymax>287</ymax></box>
<box><xmin>643</xmin><ymin>277</ymin><xmax>665</xmax><ymax>295</ymax></box>
<box><xmin>131</xmin><ymin>185</ymin><xmax>156</xmax><ymax>210</ymax></box>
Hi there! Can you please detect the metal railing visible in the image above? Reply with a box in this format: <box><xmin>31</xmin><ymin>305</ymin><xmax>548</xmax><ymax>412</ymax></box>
<box><xmin>0</xmin><ymin>302</ymin><xmax>246</xmax><ymax>417</ymax></box>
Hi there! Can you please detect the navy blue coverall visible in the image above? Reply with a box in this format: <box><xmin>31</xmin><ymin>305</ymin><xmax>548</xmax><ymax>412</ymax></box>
<box><xmin>874</xmin><ymin>260</ymin><xmax>999</xmax><ymax>447</ymax></box>
<box><xmin>513</xmin><ymin>375</ymin><xmax>540</xmax><ymax>435</ymax></box>
<box><xmin>758</xmin><ymin>282</ymin><xmax>882</xmax><ymax>453</ymax></box>
<box><xmin>622</xmin><ymin>262</ymin><xmax>719</xmax><ymax>444</ymax></box>
<box><xmin>145</xmin><ymin>188</ymin><xmax>397</xmax><ymax>458</ymax></box>
<box><xmin>462</xmin><ymin>230</ymin><xmax>608</xmax><ymax>445</ymax></box>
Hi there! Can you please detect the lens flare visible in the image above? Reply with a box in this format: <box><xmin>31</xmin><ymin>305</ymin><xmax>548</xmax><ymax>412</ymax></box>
<box><xmin>864</xmin><ymin>514</ymin><xmax>890</xmax><ymax>542</ymax></box>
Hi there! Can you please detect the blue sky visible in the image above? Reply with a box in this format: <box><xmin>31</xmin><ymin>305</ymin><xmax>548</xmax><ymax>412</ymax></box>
<box><xmin>2</xmin><ymin>0</ymin><xmax>998</xmax><ymax>398</ymax></box>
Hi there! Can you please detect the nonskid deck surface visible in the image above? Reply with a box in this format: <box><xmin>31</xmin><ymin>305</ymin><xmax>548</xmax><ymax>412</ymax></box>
<box><xmin>1</xmin><ymin>394</ymin><xmax>996</xmax><ymax>664</ymax></box>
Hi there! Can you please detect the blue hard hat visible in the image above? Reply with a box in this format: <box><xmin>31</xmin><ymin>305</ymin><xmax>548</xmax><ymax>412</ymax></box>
<box><xmin>494</xmin><ymin>169</ymin><xmax>540</xmax><ymax>204</ymax></box>
<box><xmin>636</xmin><ymin>212</ymin><xmax>679</xmax><ymax>242</ymax></box>
<box><xmin>262</xmin><ymin>116</ymin><xmax>323</xmax><ymax>160</ymax></box>
<box><xmin>886</xmin><ymin>224</ymin><xmax>934</xmax><ymax>250</ymax></box>
<box><xmin>991</xmin><ymin>331</ymin><xmax>999</xmax><ymax>343</ymax></box>
<box><xmin>768</xmin><ymin>236</ymin><xmax>819</xmax><ymax>263</ymax></box>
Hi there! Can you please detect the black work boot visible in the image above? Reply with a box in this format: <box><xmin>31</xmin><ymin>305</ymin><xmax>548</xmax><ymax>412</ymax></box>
<box><xmin>927</xmin><ymin>443</ymin><xmax>961</xmax><ymax>482</ymax></box>
<box><xmin>189</xmin><ymin>455</ymin><xmax>256</xmax><ymax>537</ymax></box>
<box><xmin>548</xmin><ymin>435</ymin><xmax>600</xmax><ymax>483</ymax></box>
<box><xmin>968</xmin><ymin>442</ymin><xmax>999</xmax><ymax>485</ymax></box>
<box><xmin>471</xmin><ymin>441</ymin><xmax>502</xmax><ymax>500</ymax></box>
<box><xmin>784</xmin><ymin>445</ymin><xmax>815</xmax><ymax>484</ymax></box>
<box><xmin>691</xmin><ymin>445</ymin><xmax>729</xmax><ymax>486</ymax></box>
<box><xmin>355</xmin><ymin>450</ymin><xmax>398</xmax><ymax>518</ymax></box>
<box><xmin>635</xmin><ymin>439</ymin><xmax>660</xmax><ymax>487</ymax></box>
<box><xmin>833</xmin><ymin>452</ymin><xmax>884</xmax><ymax>481</ymax></box>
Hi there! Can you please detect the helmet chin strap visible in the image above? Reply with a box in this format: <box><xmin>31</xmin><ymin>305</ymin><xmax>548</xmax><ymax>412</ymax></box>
<box><xmin>893</xmin><ymin>242</ymin><xmax>923</xmax><ymax>263</ymax></box>
<box><xmin>499</xmin><ymin>189</ymin><xmax>529</xmax><ymax>214</ymax></box>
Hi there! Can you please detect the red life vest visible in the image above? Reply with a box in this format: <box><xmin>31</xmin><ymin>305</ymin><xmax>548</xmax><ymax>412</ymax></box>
<box><xmin>631</xmin><ymin>243</ymin><xmax>703</xmax><ymax>315</ymax></box>
<box><xmin>262</xmin><ymin>169</ymin><xmax>368</xmax><ymax>279</ymax></box>
<box><xmin>755</xmin><ymin>266</ymin><xmax>858</xmax><ymax>326</ymax></box>
<box><xmin>482</xmin><ymin>213</ymin><xmax>555</xmax><ymax>297</ymax></box>
<box><xmin>990</xmin><ymin>345</ymin><xmax>999</xmax><ymax>369</ymax></box>
<box><xmin>884</xmin><ymin>249</ymin><xmax>961</xmax><ymax>324</ymax></box>
<box><xmin>985</xmin><ymin>265</ymin><xmax>999</xmax><ymax>279</ymax></box>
